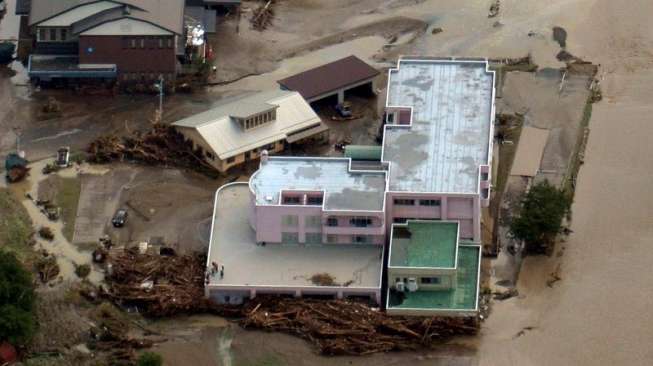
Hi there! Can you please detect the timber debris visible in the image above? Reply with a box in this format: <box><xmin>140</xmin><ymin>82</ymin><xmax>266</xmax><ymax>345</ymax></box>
<box><xmin>251</xmin><ymin>0</ymin><xmax>276</xmax><ymax>31</ymax></box>
<box><xmin>241</xmin><ymin>297</ymin><xmax>479</xmax><ymax>355</ymax></box>
<box><xmin>104</xmin><ymin>248</ymin><xmax>216</xmax><ymax>317</ymax></box>
<box><xmin>86</xmin><ymin>124</ymin><xmax>215</xmax><ymax>175</ymax></box>
<box><xmin>104</xmin><ymin>250</ymin><xmax>479</xmax><ymax>355</ymax></box>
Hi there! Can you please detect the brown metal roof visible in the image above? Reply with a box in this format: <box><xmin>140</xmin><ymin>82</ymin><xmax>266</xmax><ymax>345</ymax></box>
<box><xmin>277</xmin><ymin>56</ymin><xmax>380</xmax><ymax>101</ymax></box>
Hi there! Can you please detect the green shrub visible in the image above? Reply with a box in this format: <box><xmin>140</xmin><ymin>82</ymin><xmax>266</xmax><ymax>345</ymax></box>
<box><xmin>509</xmin><ymin>180</ymin><xmax>571</xmax><ymax>255</ymax></box>
<box><xmin>137</xmin><ymin>352</ymin><xmax>163</xmax><ymax>366</ymax></box>
<box><xmin>0</xmin><ymin>250</ymin><xmax>36</xmax><ymax>345</ymax></box>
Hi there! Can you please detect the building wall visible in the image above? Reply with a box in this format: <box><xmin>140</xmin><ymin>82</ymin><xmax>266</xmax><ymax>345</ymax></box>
<box><xmin>252</xmin><ymin>201</ymin><xmax>386</xmax><ymax>245</ymax></box>
<box><xmin>218</xmin><ymin>140</ymin><xmax>284</xmax><ymax>172</ymax></box>
<box><xmin>388</xmin><ymin>268</ymin><xmax>455</xmax><ymax>290</ymax></box>
<box><xmin>206</xmin><ymin>284</ymin><xmax>381</xmax><ymax>305</ymax></box>
<box><xmin>78</xmin><ymin>35</ymin><xmax>176</xmax><ymax>76</ymax></box>
<box><xmin>386</xmin><ymin>192</ymin><xmax>480</xmax><ymax>242</ymax></box>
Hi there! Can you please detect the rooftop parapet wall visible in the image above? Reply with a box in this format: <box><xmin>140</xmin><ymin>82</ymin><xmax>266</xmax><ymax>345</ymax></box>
<box><xmin>381</xmin><ymin>58</ymin><xmax>496</xmax><ymax>196</ymax></box>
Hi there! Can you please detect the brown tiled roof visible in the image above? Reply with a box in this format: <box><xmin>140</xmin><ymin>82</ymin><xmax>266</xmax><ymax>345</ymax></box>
<box><xmin>277</xmin><ymin>55</ymin><xmax>380</xmax><ymax>101</ymax></box>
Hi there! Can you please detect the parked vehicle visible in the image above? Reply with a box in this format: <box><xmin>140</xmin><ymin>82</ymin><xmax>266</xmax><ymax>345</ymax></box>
<box><xmin>112</xmin><ymin>209</ymin><xmax>128</xmax><ymax>227</ymax></box>
<box><xmin>335</xmin><ymin>102</ymin><xmax>352</xmax><ymax>118</ymax></box>
<box><xmin>56</xmin><ymin>147</ymin><xmax>70</xmax><ymax>168</ymax></box>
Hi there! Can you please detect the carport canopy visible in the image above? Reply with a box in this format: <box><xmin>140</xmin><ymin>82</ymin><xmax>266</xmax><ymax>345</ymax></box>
<box><xmin>277</xmin><ymin>55</ymin><xmax>380</xmax><ymax>104</ymax></box>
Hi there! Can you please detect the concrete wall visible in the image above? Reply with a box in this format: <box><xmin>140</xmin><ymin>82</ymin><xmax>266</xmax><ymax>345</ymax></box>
<box><xmin>206</xmin><ymin>285</ymin><xmax>381</xmax><ymax>305</ymax></box>
<box><xmin>388</xmin><ymin>268</ymin><xmax>456</xmax><ymax>290</ymax></box>
<box><xmin>386</xmin><ymin>192</ymin><xmax>481</xmax><ymax>242</ymax></box>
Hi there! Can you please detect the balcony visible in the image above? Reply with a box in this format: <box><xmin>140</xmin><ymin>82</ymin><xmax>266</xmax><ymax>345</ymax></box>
<box><xmin>28</xmin><ymin>55</ymin><xmax>117</xmax><ymax>81</ymax></box>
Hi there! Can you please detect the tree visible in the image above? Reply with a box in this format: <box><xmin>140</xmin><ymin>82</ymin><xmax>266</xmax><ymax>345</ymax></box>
<box><xmin>137</xmin><ymin>352</ymin><xmax>163</xmax><ymax>366</ymax></box>
<box><xmin>0</xmin><ymin>250</ymin><xmax>36</xmax><ymax>345</ymax></box>
<box><xmin>509</xmin><ymin>180</ymin><xmax>571</xmax><ymax>255</ymax></box>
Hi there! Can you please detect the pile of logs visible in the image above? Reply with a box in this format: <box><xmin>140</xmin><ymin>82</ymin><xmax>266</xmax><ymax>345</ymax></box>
<box><xmin>86</xmin><ymin>124</ymin><xmax>215</xmax><ymax>174</ymax></box>
<box><xmin>104</xmin><ymin>249</ymin><xmax>479</xmax><ymax>356</ymax></box>
<box><xmin>251</xmin><ymin>0</ymin><xmax>276</xmax><ymax>31</ymax></box>
<box><xmin>240</xmin><ymin>297</ymin><xmax>479</xmax><ymax>355</ymax></box>
<box><xmin>105</xmin><ymin>248</ymin><xmax>214</xmax><ymax>317</ymax></box>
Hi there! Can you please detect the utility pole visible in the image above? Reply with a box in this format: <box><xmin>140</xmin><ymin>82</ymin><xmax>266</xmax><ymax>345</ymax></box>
<box><xmin>155</xmin><ymin>74</ymin><xmax>164</xmax><ymax>123</ymax></box>
<box><xmin>158</xmin><ymin>74</ymin><xmax>164</xmax><ymax>116</ymax></box>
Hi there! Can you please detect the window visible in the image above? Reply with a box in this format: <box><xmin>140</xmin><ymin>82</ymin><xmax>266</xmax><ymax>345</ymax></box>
<box><xmin>393</xmin><ymin>217</ymin><xmax>408</xmax><ymax>224</ymax></box>
<box><xmin>158</xmin><ymin>37</ymin><xmax>164</xmax><ymax>48</ymax></box>
<box><xmin>264</xmin><ymin>143</ymin><xmax>275</xmax><ymax>151</ymax></box>
<box><xmin>393</xmin><ymin>199</ymin><xmax>415</xmax><ymax>206</ymax></box>
<box><xmin>419</xmin><ymin>199</ymin><xmax>441</xmax><ymax>206</ymax></box>
<box><xmin>386</xmin><ymin>112</ymin><xmax>395</xmax><ymax>123</ymax></box>
<box><xmin>353</xmin><ymin>235</ymin><xmax>369</xmax><ymax>244</ymax></box>
<box><xmin>306</xmin><ymin>196</ymin><xmax>323</xmax><ymax>205</ymax></box>
<box><xmin>60</xmin><ymin>29</ymin><xmax>67</xmax><ymax>41</ymax></box>
<box><xmin>49</xmin><ymin>28</ymin><xmax>57</xmax><ymax>41</ymax></box>
<box><xmin>140</xmin><ymin>38</ymin><xmax>145</xmax><ymax>48</ymax></box>
<box><xmin>130</xmin><ymin>38</ymin><xmax>137</xmax><ymax>48</ymax></box>
<box><xmin>282</xmin><ymin>196</ymin><xmax>301</xmax><ymax>205</ymax></box>
<box><xmin>226</xmin><ymin>157</ymin><xmax>236</xmax><ymax>164</ymax></box>
<box><xmin>38</xmin><ymin>28</ymin><xmax>46</xmax><ymax>41</ymax></box>
<box><xmin>281</xmin><ymin>232</ymin><xmax>299</xmax><ymax>244</ymax></box>
<box><xmin>281</xmin><ymin>215</ymin><xmax>298</xmax><ymax>227</ymax></box>
<box><xmin>305</xmin><ymin>233</ymin><xmax>322</xmax><ymax>244</ymax></box>
<box><xmin>167</xmin><ymin>37</ymin><xmax>173</xmax><ymax>48</ymax></box>
<box><xmin>326</xmin><ymin>217</ymin><xmax>338</xmax><ymax>227</ymax></box>
<box><xmin>350</xmin><ymin>217</ymin><xmax>372</xmax><ymax>227</ymax></box>
<box><xmin>420</xmin><ymin>277</ymin><xmax>441</xmax><ymax>284</ymax></box>
<box><xmin>305</xmin><ymin>216</ymin><xmax>321</xmax><ymax>228</ymax></box>
<box><xmin>326</xmin><ymin>235</ymin><xmax>338</xmax><ymax>244</ymax></box>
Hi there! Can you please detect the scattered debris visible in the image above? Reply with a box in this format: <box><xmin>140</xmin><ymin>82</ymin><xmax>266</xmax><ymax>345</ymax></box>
<box><xmin>431</xmin><ymin>27</ymin><xmax>443</xmax><ymax>35</ymax></box>
<box><xmin>488</xmin><ymin>0</ymin><xmax>500</xmax><ymax>18</ymax></box>
<box><xmin>42</xmin><ymin>162</ymin><xmax>61</xmax><ymax>175</ymax></box>
<box><xmin>493</xmin><ymin>288</ymin><xmax>518</xmax><ymax>300</ymax></box>
<box><xmin>75</xmin><ymin>264</ymin><xmax>91</xmax><ymax>279</ymax></box>
<box><xmin>552</xmin><ymin>26</ymin><xmax>567</xmax><ymax>48</ymax></box>
<box><xmin>546</xmin><ymin>264</ymin><xmax>562</xmax><ymax>287</ymax></box>
<box><xmin>104</xmin><ymin>248</ymin><xmax>217</xmax><ymax>317</ymax></box>
<box><xmin>241</xmin><ymin>297</ymin><xmax>479</xmax><ymax>355</ymax></box>
<box><xmin>513</xmin><ymin>326</ymin><xmax>537</xmax><ymax>339</ymax></box>
<box><xmin>36</xmin><ymin>255</ymin><xmax>60</xmax><ymax>283</ymax></box>
<box><xmin>93</xmin><ymin>247</ymin><xmax>108</xmax><ymax>263</ymax></box>
<box><xmin>310</xmin><ymin>273</ymin><xmax>337</xmax><ymax>286</ymax></box>
<box><xmin>38</xmin><ymin>226</ymin><xmax>55</xmax><ymax>241</ymax></box>
<box><xmin>86</xmin><ymin>124</ymin><xmax>216</xmax><ymax>176</ymax></box>
<box><xmin>42</xmin><ymin>97</ymin><xmax>61</xmax><ymax>114</ymax></box>
<box><xmin>251</xmin><ymin>0</ymin><xmax>276</xmax><ymax>31</ymax></box>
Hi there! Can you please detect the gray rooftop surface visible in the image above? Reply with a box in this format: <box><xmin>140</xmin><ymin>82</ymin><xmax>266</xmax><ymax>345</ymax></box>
<box><xmin>208</xmin><ymin>184</ymin><xmax>383</xmax><ymax>288</ymax></box>
<box><xmin>383</xmin><ymin>60</ymin><xmax>494</xmax><ymax>193</ymax></box>
<box><xmin>250</xmin><ymin>157</ymin><xmax>387</xmax><ymax>211</ymax></box>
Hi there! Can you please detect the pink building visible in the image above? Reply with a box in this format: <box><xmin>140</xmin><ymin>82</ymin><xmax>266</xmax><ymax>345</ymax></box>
<box><xmin>205</xmin><ymin>57</ymin><xmax>495</xmax><ymax>307</ymax></box>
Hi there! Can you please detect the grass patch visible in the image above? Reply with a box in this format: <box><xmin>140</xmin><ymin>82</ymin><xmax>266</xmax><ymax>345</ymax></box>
<box><xmin>53</xmin><ymin>178</ymin><xmax>82</xmax><ymax>242</ymax></box>
<box><xmin>0</xmin><ymin>188</ymin><xmax>36</xmax><ymax>264</ymax></box>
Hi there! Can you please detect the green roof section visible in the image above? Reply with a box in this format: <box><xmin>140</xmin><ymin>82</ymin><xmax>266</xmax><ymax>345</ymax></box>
<box><xmin>389</xmin><ymin>221</ymin><xmax>458</xmax><ymax>268</ymax></box>
<box><xmin>388</xmin><ymin>245</ymin><xmax>480</xmax><ymax>311</ymax></box>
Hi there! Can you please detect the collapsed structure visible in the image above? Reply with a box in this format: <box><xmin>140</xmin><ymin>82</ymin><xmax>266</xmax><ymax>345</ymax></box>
<box><xmin>205</xmin><ymin>57</ymin><xmax>495</xmax><ymax>316</ymax></box>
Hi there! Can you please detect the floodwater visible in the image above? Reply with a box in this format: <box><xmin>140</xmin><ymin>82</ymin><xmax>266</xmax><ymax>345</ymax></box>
<box><xmin>211</xmin><ymin>36</ymin><xmax>386</xmax><ymax>92</ymax></box>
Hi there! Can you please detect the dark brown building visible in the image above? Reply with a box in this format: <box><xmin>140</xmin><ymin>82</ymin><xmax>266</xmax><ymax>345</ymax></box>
<box><xmin>25</xmin><ymin>0</ymin><xmax>185</xmax><ymax>84</ymax></box>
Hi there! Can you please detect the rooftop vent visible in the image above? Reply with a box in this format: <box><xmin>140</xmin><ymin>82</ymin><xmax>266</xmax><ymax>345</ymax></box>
<box><xmin>261</xmin><ymin>149</ymin><xmax>269</xmax><ymax>164</ymax></box>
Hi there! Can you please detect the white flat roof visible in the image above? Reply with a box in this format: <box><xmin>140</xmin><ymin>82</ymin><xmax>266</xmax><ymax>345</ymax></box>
<box><xmin>250</xmin><ymin>157</ymin><xmax>387</xmax><ymax>211</ymax></box>
<box><xmin>382</xmin><ymin>59</ymin><xmax>495</xmax><ymax>193</ymax></box>
<box><xmin>173</xmin><ymin>90</ymin><xmax>322</xmax><ymax>159</ymax></box>
<box><xmin>207</xmin><ymin>184</ymin><xmax>383</xmax><ymax>288</ymax></box>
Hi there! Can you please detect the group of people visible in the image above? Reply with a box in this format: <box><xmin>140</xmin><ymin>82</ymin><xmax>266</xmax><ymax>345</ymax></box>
<box><xmin>204</xmin><ymin>261</ymin><xmax>224</xmax><ymax>284</ymax></box>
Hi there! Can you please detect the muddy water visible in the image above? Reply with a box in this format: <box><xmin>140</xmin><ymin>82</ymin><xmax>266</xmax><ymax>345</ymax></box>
<box><xmin>16</xmin><ymin>159</ymin><xmax>107</xmax><ymax>284</ymax></box>
<box><xmin>211</xmin><ymin>36</ymin><xmax>386</xmax><ymax>92</ymax></box>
